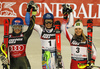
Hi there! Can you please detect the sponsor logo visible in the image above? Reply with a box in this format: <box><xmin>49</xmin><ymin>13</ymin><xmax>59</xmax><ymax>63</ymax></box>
<box><xmin>0</xmin><ymin>2</ymin><xmax>100</xmax><ymax>25</ymax></box>
<box><xmin>83</xmin><ymin>55</ymin><xmax>87</xmax><ymax>57</ymax></box>
<box><xmin>0</xmin><ymin>2</ymin><xmax>17</xmax><ymax>17</ymax></box>
<box><xmin>71</xmin><ymin>54</ymin><xmax>73</xmax><ymax>56</ymax></box>
<box><xmin>15</xmin><ymin>20</ymin><xmax>21</xmax><ymax>23</ymax></box>
<box><xmin>9</xmin><ymin>38</ymin><xmax>23</xmax><ymax>44</ymax></box>
<box><xmin>58</xmin><ymin>36</ymin><xmax>59</xmax><ymax>43</ymax></box>
<box><xmin>42</xmin><ymin>34</ymin><xmax>55</xmax><ymax>38</ymax></box>
<box><xmin>42</xmin><ymin>65</ymin><xmax>46</xmax><ymax>69</ymax></box>
<box><xmin>0</xmin><ymin>2</ymin><xmax>100</xmax><ymax>18</ymax></box>
<box><xmin>9</xmin><ymin>45</ymin><xmax>24</xmax><ymax>51</ymax></box>
<box><xmin>42</xmin><ymin>61</ymin><xmax>46</xmax><ymax>65</ymax></box>
<box><xmin>46</xmin><ymin>14</ymin><xmax>51</xmax><ymax>18</ymax></box>
<box><xmin>76</xmin><ymin>23</ymin><xmax>80</xmax><ymax>26</ymax></box>
<box><xmin>72</xmin><ymin>40</ymin><xmax>79</xmax><ymax>45</ymax></box>
<box><xmin>11</xmin><ymin>53</ymin><xmax>21</xmax><ymax>57</ymax></box>
<box><xmin>73</xmin><ymin>53</ymin><xmax>83</xmax><ymax>57</ymax></box>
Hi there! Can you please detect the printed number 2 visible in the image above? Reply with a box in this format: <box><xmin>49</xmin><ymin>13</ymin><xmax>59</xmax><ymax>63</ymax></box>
<box><xmin>49</xmin><ymin>41</ymin><xmax>51</xmax><ymax>46</ymax></box>
<box><xmin>76</xmin><ymin>47</ymin><xmax>80</xmax><ymax>53</ymax></box>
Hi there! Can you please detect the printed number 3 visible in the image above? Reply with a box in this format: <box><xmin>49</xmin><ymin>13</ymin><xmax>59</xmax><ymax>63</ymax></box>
<box><xmin>76</xmin><ymin>47</ymin><xmax>80</xmax><ymax>53</ymax></box>
<box><xmin>49</xmin><ymin>41</ymin><xmax>51</xmax><ymax>46</ymax></box>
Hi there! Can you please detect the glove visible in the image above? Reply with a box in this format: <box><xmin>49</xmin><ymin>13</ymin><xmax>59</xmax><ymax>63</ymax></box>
<box><xmin>27</xmin><ymin>1</ymin><xmax>38</xmax><ymax>15</ymax></box>
<box><xmin>57</xmin><ymin>55</ymin><xmax>63</xmax><ymax>68</ymax></box>
<box><xmin>0</xmin><ymin>54</ymin><xmax>9</xmax><ymax>65</ymax></box>
<box><xmin>27</xmin><ymin>1</ymin><xmax>32</xmax><ymax>12</ymax></box>
<box><xmin>32</xmin><ymin>3</ymin><xmax>38</xmax><ymax>15</ymax></box>
<box><xmin>62</xmin><ymin>4</ymin><xmax>72</xmax><ymax>14</ymax></box>
<box><xmin>0</xmin><ymin>44</ymin><xmax>9</xmax><ymax>65</ymax></box>
<box><xmin>62</xmin><ymin>4</ymin><xmax>72</xmax><ymax>20</ymax></box>
<box><xmin>87</xmin><ymin>59</ymin><xmax>95</xmax><ymax>69</ymax></box>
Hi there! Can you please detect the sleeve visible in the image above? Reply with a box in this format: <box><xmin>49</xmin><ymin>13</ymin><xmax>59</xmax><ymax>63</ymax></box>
<box><xmin>34</xmin><ymin>24</ymin><xmax>42</xmax><ymax>37</ymax></box>
<box><xmin>25</xmin><ymin>11</ymin><xmax>42</xmax><ymax>37</ymax></box>
<box><xmin>25</xmin><ymin>12</ymin><xmax>30</xmax><ymax>26</ymax></box>
<box><xmin>66</xmin><ymin>12</ymin><xmax>74</xmax><ymax>28</ymax></box>
<box><xmin>91</xmin><ymin>42</ymin><xmax>96</xmax><ymax>60</ymax></box>
<box><xmin>61</xmin><ymin>12</ymin><xmax>74</xmax><ymax>42</ymax></box>
<box><xmin>24</xmin><ymin>15</ymin><xmax>36</xmax><ymax>42</ymax></box>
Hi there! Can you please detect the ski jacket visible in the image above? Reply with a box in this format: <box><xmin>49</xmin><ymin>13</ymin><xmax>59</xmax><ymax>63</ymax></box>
<box><xmin>0</xmin><ymin>16</ymin><xmax>36</xmax><ymax>58</ymax></box>
<box><xmin>61</xmin><ymin>13</ymin><xmax>96</xmax><ymax>61</ymax></box>
<box><xmin>33</xmin><ymin>13</ymin><xmax>74</xmax><ymax>53</ymax></box>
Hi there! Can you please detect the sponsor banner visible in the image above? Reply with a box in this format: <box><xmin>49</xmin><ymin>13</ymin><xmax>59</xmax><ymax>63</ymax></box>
<box><xmin>0</xmin><ymin>0</ymin><xmax>100</xmax><ymax>26</ymax></box>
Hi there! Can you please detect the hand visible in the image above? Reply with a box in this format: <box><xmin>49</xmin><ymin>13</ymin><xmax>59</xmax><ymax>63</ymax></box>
<box><xmin>62</xmin><ymin>4</ymin><xmax>72</xmax><ymax>15</ymax></box>
<box><xmin>87</xmin><ymin>59</ymin><xmax>95</xmax><ymax>69</ymax></box>
<box><xmin>57</xmin><ymin>55</ymin><xmax>63</xmax><ymax>68</ymax></box>
<box><xmin>58</xmin><ymin>60</ymin><xmax>63</xmax><ymax>68</ymax></box>
<box><xmin>62</xmin><ymin>4</ymin><xmax>72</xmax><ymax>20</ymax></box>
<box><xmin>0</xmin><ymin>55</ymin><xmax>9</xmax><ymax>65</ymax></box>
<box><xmin>27</xmin><ymin>1</ymin><xmax>38</xmax><ymax>15</ymax></box>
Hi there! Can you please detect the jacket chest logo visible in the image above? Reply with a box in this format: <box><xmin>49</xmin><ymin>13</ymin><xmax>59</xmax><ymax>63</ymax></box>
<box><xmin>9</xmin><ymin>38</ymin><xmax>23</xmax><ymax>44</ymax></box>
<box><xmin>71</xmin><ymin>40</ymin><xmax>80</xmax><ymax>45</ymax></box>
<box><xmin>42</xmin><ymin>34</ymin><xmax>55</xmax><ymax>38</ymax></box>
<box><xmin>9</xmin><ymin>45</ymin><xmax>24</xmax><ymax>51</ymax></box>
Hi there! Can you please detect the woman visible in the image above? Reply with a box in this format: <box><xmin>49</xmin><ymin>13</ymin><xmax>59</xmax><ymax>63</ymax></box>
<box><xmin>25</xmin><ymin>2</ymin><xmax>70</xmax><ymax>69</ymax></box>
<box><xmin>26</xmin><ymin>12</ymin><xmax>59</xmax><ymax>69</ymax></box>
<box><xmin>62</xmin><ymin>18</ymin><xmax>96</xmax><ymax>69</ymax></box>
<box><xmin>0</xmin><ymin>1</ymin><xmax>37</xmax><ymax>69</ymax></box>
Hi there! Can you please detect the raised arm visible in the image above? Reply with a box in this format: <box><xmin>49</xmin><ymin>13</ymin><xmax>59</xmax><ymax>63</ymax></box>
<box><xmin>67</xmin><ymin>12</ymin><xmax>74</xmax><ymax>28</ymax></box>
<box><xmin>25</xmin><ymin>1</ymin><xmax>42</xmax><ymax>37</ymax></box>
<box><xmin>24</xmin><ymin>1</ymin><xmax>38</xmax><ymax>42</ymax></box>
<box><xmin>61</xmin><ymin>4</ymin><xmax>74</xmax><ymax>42</ymax></box>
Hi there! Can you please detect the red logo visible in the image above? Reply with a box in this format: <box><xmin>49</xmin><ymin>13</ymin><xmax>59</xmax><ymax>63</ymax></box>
<box><xmin>15</xmin><ymin>20</ymin><xmax>21</xmax><ymax>23</ymax></box>
<box><xmin>9</xmin><ymin>45</ymin><xmax>24</xmax><ymax>51</ymax></box>
<box><xmin>42</xmin><ymin>66</ymin><xmax>46</xmax><ymax>69</ymax></box>
<box><xmin>71</xmin><ymin>54</ymin><xmax>73</xmax><ymax>56</ymax></box>
<box><xmin>83</xmin><ymin>55</ymin><xmax>87</xmax><ymax>57</ymax></box>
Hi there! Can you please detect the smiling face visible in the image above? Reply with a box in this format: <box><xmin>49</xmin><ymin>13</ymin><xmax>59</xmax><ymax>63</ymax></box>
<box><xmin>13</xmin><ymin>25</ymin><xmax>22</xmax><ymax>34</ymax></box>
<box><xmin>75</xmin><ymin>28</ymin><xmax>83</xmax><ymax>36</ymax></box>
<box><xmin>44</xmin><ymin>19</ymin><xmax>53</xmax><ymax>29</ymax></box>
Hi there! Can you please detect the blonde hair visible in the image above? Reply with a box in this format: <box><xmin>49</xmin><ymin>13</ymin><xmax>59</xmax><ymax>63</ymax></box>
<box><xmin>81</xmin><ymin>32</ymin><xmax>87</xmax><ymax>42</ymax></box>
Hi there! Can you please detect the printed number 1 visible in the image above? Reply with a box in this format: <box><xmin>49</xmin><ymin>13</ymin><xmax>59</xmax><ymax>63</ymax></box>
<box><xmin>49</xmin><ymin>41</ymin><xmax>51</xmax><ymax>46</ymax></box>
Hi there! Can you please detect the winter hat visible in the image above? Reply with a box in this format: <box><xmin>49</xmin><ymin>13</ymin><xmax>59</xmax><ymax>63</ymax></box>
<box><xmin>74</xmin><ymin>21</ymin><xmax>83</xmax><ymax>30</ymax></box>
